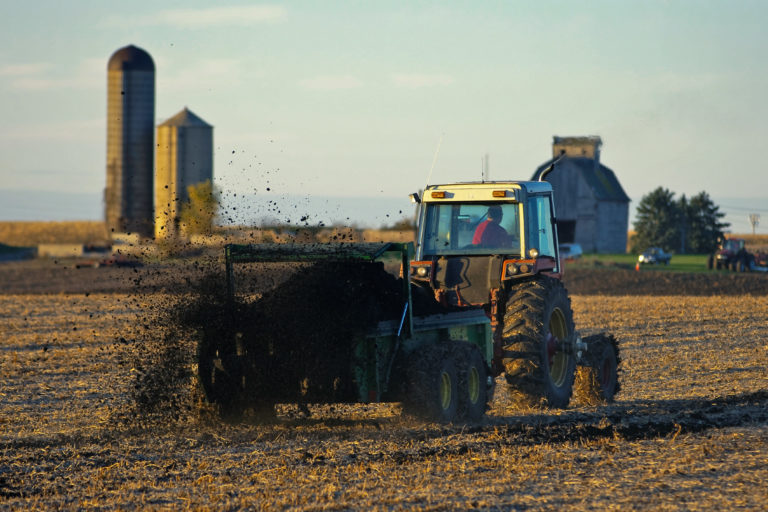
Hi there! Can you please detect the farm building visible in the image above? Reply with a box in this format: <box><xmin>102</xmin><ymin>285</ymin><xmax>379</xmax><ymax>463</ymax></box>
<box><xmin>105</xmin><ymin>45</ymin><xmax>156</xmax><ymax>239</ymax></box>
<box><xmin>154</xmin><ymin>107</ymin><xmax>214</xmax><ymax>239</ymax></box>
<box><xmin>532</xmin><ymin>136</ymin><xmax>630</xmax><ymax>254</ymax></box>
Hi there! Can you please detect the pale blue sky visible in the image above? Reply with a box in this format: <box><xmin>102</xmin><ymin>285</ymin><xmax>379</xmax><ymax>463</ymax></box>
<box><xmin>1</xmin><ymin>1</ymin><xmax>766</xmax><ymax>231</ymax></box>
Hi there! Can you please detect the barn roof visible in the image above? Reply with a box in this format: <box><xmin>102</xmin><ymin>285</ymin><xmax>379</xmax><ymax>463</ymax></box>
<box><xmin>532</xmin><ymin>157</ymin><xmax>630</xmax><ymax>202</ymax></box>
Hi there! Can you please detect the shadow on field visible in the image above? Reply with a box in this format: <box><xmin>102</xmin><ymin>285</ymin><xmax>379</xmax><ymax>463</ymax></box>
<box><xmin>202</xmin><ymin>389</ymin><xmax>768</xmax><ymax>443</ymax></box>
<box><xmin>185</xmin><ymin>390</ymin><xmax>768</xmax><ymax>467</ymax></box>
<box><xmin>485</xmin><ymin>389</ymin><xmax>768</xmax><ymax>443</ymax></box>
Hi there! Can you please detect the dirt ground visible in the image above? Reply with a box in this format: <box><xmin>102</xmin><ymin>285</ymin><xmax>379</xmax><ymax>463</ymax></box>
<box><xmin>2</xmin><ymin>257</ymin><xmax>768</xmax><ymax>296</ymax></box>
<box><xmin>2</xmin><ymin>260</ymin><xmax>768</xmax><ymax>510</ymax></box>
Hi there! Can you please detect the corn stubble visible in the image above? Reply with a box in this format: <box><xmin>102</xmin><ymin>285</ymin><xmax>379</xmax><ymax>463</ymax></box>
<box><xmin>2</xmin><ymin>292</ymin><xmax>768</xmax><ymax>510</ymax></box>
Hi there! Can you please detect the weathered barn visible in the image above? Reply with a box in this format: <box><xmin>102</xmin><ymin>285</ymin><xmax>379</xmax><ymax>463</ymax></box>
<box><xmin>532</xmin><ymin>136</ymin><xmax>630</xmax><ymax>253</ymax></box>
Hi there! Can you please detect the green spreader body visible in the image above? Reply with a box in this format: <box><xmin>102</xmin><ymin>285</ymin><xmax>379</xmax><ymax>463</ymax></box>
<box><xmin>222</xmin><ymin>242</ymin><xmax>492</xmax><ymax>405</ymax></box>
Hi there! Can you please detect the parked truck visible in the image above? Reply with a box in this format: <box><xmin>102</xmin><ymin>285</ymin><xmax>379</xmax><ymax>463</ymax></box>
<box><xmin>197</xmin><ymin>180</ymin><xmax>619</xmax><ymax>422</ymax></box>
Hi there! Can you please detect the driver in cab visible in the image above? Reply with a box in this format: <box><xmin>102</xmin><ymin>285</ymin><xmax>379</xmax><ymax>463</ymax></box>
<box><xmin>473</xmin><ymin>206</ymin><xmax>513</xmax><ymax>247</ymax></box>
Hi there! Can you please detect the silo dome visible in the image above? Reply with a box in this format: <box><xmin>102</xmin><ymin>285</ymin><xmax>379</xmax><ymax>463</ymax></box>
<box><xmin>108</xmin><ymin>44</ymin><xmax>155</xmax><ymax>72</ymax></box>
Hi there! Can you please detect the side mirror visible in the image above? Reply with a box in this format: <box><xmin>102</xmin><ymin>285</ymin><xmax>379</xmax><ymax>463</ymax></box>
<box><xmin>409</xmin><ymin>192</ymin><xmax>421</xmax><ymax>204</ymax></box>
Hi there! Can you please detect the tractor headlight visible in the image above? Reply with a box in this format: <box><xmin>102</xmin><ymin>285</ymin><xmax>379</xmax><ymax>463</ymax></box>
<box><xmin>506</xmin><ymin>262</ymin><xmax>518</xmax><ymax>276</ymax></box>
<box><xmin>411</xmin><ymin>263</ymin><xmax>432</xmax><ymax>279</ymax></box>
<box><xmin>528</xmin><ymin>248</ymin><xmax>539</xmax><ymax>259</ymax></box>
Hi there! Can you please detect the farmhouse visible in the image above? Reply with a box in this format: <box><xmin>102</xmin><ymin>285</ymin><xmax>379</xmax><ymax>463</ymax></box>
<box><xmin>532</xmin><ymin>136</ymin><xmax>630</xmax><ymax>254</ymax></box>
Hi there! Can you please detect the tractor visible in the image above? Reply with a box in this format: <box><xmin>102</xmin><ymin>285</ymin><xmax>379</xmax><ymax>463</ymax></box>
<box><xmin>409</xmin><ymin>180</ymin><xmax>619</xmax><ymax>409</ymax></box>
<box><xmin>708</xmin><ymin>237</ymin><xmax>768</xmax><ymax>272</ymax></box>
<box><xmin>196</xmin><ymin>180</ymin><xmax>619</xmax><ymax>423</ymax></box>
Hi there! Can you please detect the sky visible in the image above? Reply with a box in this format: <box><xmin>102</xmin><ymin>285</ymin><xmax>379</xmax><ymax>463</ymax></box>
<box><xmin>1</xmin><ymin>0</ymin><xmax>767</xmax><ymax>232</ymax></box>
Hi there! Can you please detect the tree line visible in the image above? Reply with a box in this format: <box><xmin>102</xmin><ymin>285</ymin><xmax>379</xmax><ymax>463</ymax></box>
<box><xmin>631</xmin><ymin>187</ymin><xmax>729</xmax><ymax>254</ymax></box>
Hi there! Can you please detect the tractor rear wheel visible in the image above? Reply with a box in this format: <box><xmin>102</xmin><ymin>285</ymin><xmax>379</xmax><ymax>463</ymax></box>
<box><xmin>456</xmin><ymin>343</ymin><xmax>488</xmax><ymax>422</ymax></box>
<box><xmin>573</xmin><ymin>333</ymin><xmax>621</xmax><ymax>406</ymax></box>
<box><xmin>404</xmin><ymin>347</ymin><xmax>459</xmax><ymax>423</ymax></box>
<box><xmin>502</xmin><ymin>276</ymin><xmax>576</xmax><ymax>408</ymax></box>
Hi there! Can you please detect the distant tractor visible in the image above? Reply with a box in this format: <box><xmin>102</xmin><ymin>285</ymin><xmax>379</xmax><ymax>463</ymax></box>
<box><xmin>708</xmin><ymin>237</ymin><xmax>768</xmax><ymax>272</ymax></box>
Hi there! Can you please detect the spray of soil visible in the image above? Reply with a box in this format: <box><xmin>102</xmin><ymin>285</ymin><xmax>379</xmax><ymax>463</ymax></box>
<box><xmin>122</xmin><ymin>257</ymin><xmax>454</xmax><ymax>423</ymax></box>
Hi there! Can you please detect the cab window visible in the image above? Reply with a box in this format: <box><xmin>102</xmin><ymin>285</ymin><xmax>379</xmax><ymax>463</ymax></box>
<box><xmin>526</xmin><ymin>195</ymin><xmax>555</xmax><ymax>258</ymax></box>
<box><xmin>421</xmin><ymin>202</ymin><xmax>521</xmax><ymax>256</ymax></box>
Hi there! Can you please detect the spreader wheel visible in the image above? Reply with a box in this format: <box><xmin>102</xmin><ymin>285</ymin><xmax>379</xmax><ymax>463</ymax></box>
<box><xmin>455</xmin><ymin>343</ymin><xmax>488</xmax><ymax>422</ymax></box>
<box><xmin>404</xmin><ymin>347</ymin><xmax>459</xmax><ymax>423</ymax></box>
<box><xmin>573</xmin><ymin>333</ymin><xmax>621</xmax><ymax>406</ymax></box>
<box><xmin>197</xmin><ymin>335</ymin><xmax>243</xmax><ymax>418</ymax></box>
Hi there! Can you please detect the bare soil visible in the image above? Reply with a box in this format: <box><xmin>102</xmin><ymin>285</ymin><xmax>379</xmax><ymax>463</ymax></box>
<box><xmin>3</xmin><ymin>257</ymin><xmax>768</xmax><ymax>296</ymax></box>
<box><xmin>2</xmin><ymin>259</ymin><xmax>768</xmax><ymax>509</ymax></box>
<box><xmin>563</xmin><ymin>266</ymin><xmax>768</xmax><ymax>296</ymax></box>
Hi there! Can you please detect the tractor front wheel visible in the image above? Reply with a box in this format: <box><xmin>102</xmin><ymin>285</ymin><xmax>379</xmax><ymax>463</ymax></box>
<box><xmin>502</xmin><ymin>276</ymin><xmax>576</xmax><ymax>408</ymax></box>
<box><xmin>573</xmin><ymin>333</ymin><xmax>621</xmax><ymax>406</ymax></box>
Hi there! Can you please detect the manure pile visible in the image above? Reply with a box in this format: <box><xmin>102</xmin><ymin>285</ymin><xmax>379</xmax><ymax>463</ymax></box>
<box><xmin>130</xmin><ymin>260</ymin><xmax>453</xmax><ymax>418</ymax></box>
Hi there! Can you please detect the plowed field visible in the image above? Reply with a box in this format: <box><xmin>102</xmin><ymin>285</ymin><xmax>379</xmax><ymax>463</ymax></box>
<box><xmin>1</xmin><ymin>261</ymin><xmax>768</xmax><ymax>510</ymax></box>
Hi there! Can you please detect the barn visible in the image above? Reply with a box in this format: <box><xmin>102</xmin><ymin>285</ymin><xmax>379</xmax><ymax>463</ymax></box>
<box><xmin>531</xmin><ymin>136</ymin><xmax>630</xmax><ymax>254</ymax></box>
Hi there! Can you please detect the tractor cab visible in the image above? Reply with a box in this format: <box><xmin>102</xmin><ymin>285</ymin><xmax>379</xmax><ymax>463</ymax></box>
<box><xmin>721</xmin><ymin>238</ymin><xmax>745</xmax><ymax>255</ymax></box>
<box><xmin>411</xmin><ymin>181</ymin><xmax>561</xmax><ymax>306</ymax></box>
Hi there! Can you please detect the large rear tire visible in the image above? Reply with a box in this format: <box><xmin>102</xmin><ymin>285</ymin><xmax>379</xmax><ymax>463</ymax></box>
<box><xmin>573</xmin><ymin>333</ymin><xmax>621</xmax><ymax>406</ymax></box>
<box><xmin>502</xmin><ymin>276</ymin><xmax>576</xmax><ymax>408</ymax></box>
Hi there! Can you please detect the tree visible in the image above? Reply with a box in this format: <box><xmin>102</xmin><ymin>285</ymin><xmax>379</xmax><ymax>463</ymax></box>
<box><xmin>684</xmin><ymin>191</ymin><xmax>729</xmax><ymax>253</ymax></box>
<box><xmin>631</xmin><ymin>187</ymin><xmax>681</xmax><ymax>253</ymax></box>
<box><xmin>632</xmin><ymin>187</ymin><xmax>729</xmax><ymax>254</ymax></box>
<box><xmin>179</xmin><ymin>180</ymin><xmax>219</xmax><ymax>236</ymax></box>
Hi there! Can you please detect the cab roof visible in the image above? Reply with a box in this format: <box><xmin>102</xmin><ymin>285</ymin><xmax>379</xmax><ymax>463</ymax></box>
<box><xmin>423</xmin><ymin>181</ymin><xmax>552</xmax><ymax>202</ymax></box>
<box><xmin>426</xmin><ymin>181</ymin><xmax>552</xmax><ymax>193</ymax></box>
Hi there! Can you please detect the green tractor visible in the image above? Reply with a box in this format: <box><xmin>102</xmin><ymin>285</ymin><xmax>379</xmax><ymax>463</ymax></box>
<box><xmin>409</xmin><ymin>180</ymin><xmax>619</xmax><ymax>409</ymax></box>
<box><xmin>196</xmin><ymin>180</ymin><xmax>619</xmax><ymax>423</ymax></box>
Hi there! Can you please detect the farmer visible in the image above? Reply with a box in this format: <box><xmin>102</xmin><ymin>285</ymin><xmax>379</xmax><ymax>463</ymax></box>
<box><xmin>472</xmin><ymin>206</ymin><xmax>512</xmax><ymax>247</ymax></box>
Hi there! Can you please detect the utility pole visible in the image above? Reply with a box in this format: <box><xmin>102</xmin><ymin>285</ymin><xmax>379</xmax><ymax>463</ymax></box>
<box><xmin>748</xmin><ymin>213</ymin><xmax>760</xmax><ymax>235</ymax></box>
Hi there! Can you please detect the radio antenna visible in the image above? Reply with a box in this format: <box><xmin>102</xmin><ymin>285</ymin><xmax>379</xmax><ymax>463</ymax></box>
<box><xmin>425</xmin><ymin>133</ymin><xmax>443</xmax><ymax>187</ymax></box>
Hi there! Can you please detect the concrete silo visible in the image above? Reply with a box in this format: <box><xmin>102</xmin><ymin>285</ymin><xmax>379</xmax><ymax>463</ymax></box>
<box><xmin>155</xmin><ymin>108</ymin><xmax>214</xmax><ymax>239</ymax></box>
<box><xmin>105</xmin><ymin>44</ymin><xmax>155</xmax><ymax>238</ymax></box>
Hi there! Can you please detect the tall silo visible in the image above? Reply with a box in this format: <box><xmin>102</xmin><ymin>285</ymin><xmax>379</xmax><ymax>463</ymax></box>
<box><xmin>155</xmin><ymin>107</ymin><xmax>214</xmax><ymax>239</ymax></box>
<box><xmin>105</xmin><ymin>44</ymin><xmax>155</xmax><ymax>238</ymax></box>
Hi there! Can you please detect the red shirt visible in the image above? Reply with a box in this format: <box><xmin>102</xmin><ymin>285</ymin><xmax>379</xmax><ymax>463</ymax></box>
<box><xmin>473</xmin><ymin>220</ymin><xmax>509</xmax><ymax>246</ymax></box>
